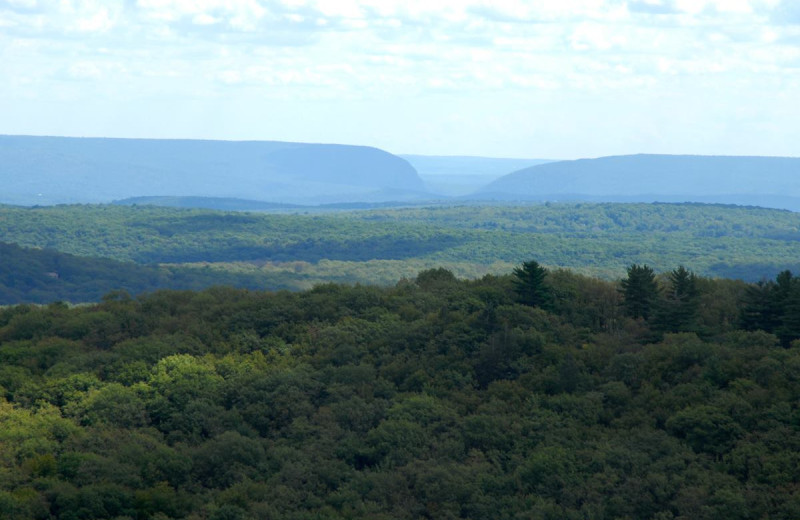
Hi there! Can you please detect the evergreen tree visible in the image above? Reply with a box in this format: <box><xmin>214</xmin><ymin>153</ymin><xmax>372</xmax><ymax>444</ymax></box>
<box><xmin>741</xmin><ymin>270</ymin><xmax>800</xmax><ymax>346</ymax></box>
<box><xmin>658</xmin><ymin>266</ymin><xmax>700</xmax><ymax>332</ymax></box>
<box><xmin>512</xmin><ymin>260</ymin><xmax>552</xmax><ymax>308</ymax></box>
<box><xmin>620</xmin><ymin>264</ymin><xmax>659</xmax><ymax>319</ymax></box>
<box><xmin>781</xmin><ymin>284</ymin><xmax>800</xmax><ymax>347</ymax></box>
<box><xmin>773</xmin><ymin>270</ymin><xmax>800</xmax><ymax>346</ymax></box>
<box><xmin>740</xmin><ymin>280</ymin><xmax>777</xmax><ymax>332</ymax></box>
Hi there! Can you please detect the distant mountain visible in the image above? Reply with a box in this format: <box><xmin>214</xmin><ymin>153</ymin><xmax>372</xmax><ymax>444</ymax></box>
<box><xmin>0</xmin><ymin>135</ymin><xmax>427</xmax><ymax>205</ymax></box>
<box><xmin>478</xmin><ymin>154</ymin><xmax>800</xmax><ymax>211</ymax></box>
<box><xmin>402</xmin><ymin>154</ymin><xmax>553</xmax><ymax>196</ymax></box>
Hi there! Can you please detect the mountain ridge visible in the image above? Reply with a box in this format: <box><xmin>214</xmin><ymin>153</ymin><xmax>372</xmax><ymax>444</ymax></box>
<box><xmin>479</xmin><ymin>153</ymin><xmax>800</xmax><ymax>210</ymax></box>
<box><xmin>0</xmin><ymin>134</ymin><xmax>427</xmax><ymax>205</ymax></box>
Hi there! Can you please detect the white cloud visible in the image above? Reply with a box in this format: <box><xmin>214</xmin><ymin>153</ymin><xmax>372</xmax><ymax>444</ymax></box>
<box><xmin>67</xmin><ymin>61</ymin><xmax>103</xmax><ymax>79</ymax></box>
<box><xmin>1</xmin><ymin>0</ymin><xmax>799</xmax><ymax>156</ymax></box>
<box><xmin>74</xmin><ymin>7</ymin><xmax>114</xmax><ymax>32</ymax></box>
<box><xmin>6</xmin><ymin>0</ymin><xmax>39</xmax><ymax>8</ymax></box>
<box><xmin>191</xmin><ymin>13</ymin><xmax>218</xmax><ymax>25</ymax></box>
<box><xmin>569</xmin><ymin>22</ymin><xmax>627</xmax><ymax>51</ymax></box>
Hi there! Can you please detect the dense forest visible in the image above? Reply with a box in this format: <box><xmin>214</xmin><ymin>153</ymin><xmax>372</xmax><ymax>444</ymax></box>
<box><xmin>0</xmin><ymin>242</ymin><xmax>303</xmax><ymax>305</ymax></box>
<box><xmin>2</xmin><ymin>202</ymin><xmax>800</xmax><ymax>305</ymax></box>
<box><xmin>1</xmin><ymin>265</ymin><xmax>800</xmax><ymax>519</ymax></box>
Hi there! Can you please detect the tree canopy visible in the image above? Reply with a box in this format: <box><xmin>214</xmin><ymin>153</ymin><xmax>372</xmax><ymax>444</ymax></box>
<box><xmin>0</xmin><ymin>266</ymin><xmax>799</xmax><ymax>519</ymax></box>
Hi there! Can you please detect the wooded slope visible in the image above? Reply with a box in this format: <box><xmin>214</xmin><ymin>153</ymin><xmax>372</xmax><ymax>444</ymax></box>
<box><xmin>1</xmin><ymin>268</ymin><xmax>799</xmax><ymax>519</ymax></box>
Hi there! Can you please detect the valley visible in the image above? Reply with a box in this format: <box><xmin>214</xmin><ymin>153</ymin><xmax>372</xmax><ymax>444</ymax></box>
<box><xmin>2</xmin><ymin>202</ymin><xmax>800</xmax><ymax>304</ymax></box>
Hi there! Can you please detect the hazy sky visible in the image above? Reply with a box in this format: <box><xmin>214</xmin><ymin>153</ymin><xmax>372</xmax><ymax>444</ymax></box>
<box><xmin>1</xmin><ymin>0</ymin><xmax>799</xmax><ymax>159</ymax></box>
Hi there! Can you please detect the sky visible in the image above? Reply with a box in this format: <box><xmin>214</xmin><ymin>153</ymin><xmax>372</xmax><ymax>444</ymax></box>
<box><xmin>1</xmin><ymin>0</ymin><xmax>799</xmax><ymax>159</ymax></box>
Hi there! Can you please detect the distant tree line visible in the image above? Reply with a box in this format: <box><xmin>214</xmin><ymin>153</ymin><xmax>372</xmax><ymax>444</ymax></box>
<box><xmin>3</xmin><ymin>202</ymin><xmax>800</xmax><ymax>285</ymax></box>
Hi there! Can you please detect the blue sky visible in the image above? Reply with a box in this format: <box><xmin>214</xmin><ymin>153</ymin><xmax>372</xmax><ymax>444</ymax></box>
<box><xmin>1</xmin><ymin>0</ymin><xmax>799</xmax><ymax>159</ymax></box>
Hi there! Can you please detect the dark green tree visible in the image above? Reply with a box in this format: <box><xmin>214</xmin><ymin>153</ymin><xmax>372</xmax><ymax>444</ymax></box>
<box><xmin>781</xmin><ymin>288</ymin><xmax>800</xmax><ymax>347</ymax></box>
<box><xmin>620</xmin><ymin>264</ymin><xmax>659</xmax><ymax>319</ymax></box>
<box><xmin>740</xmin><ymin>280</ymin><xmax>777</xmax><ymax>332</ymax></box>
<box><xmin>658</xmin><ymin>266</ymin><xmax>700</xmax><ymax>332</ymax></box>
<box><xmin>774</xmin><ymin>271</ymin><xmax>800</xmax><ymax>346</ymax></box>
<box><xmin>741</xmin><ymin>270</ymin><xmax>800</xmax><ymax>346</ymax></box>
<box><xmin>512</xmin><ymin>260</ymin><xmax>552</xmax><ymax>308</ymax></box>
<box><xmin>415</xmin><ymin>267</ymin><xmax>458</xmax><ymax>290</ymax></box>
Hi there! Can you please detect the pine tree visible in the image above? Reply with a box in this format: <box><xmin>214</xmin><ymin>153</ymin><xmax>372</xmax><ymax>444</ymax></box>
<box><xmin>774</xmin><ymin>270</ymin><xmax>800</xmax><ymax>347</ymax></box>
<box><xmin>781</xmin><ymin>284</ymin><xmax>800</xmax><ymax>347</ymax></box>
<box><xmin>741</xmin><ymin>270</ymin><xmax>800</xmax><ymax>346</ymax></box>
<box><xmin>741</xmin><ymin>280</ymin><xmax>778</xmax><ymax>332</ymax></box>
<box><xmin>620</xmin><ymin>264</ymin><xmax>659</xmax><ymax>320</ymax></box>
<box><xmin>659</xmin><ymin>265</ymin><xmax>700</xmax><ymax>332</ymax></box>
<box><xmin>513</xmin><ymin>260</ymin><xmax>552</xmax><ymax>309</ymax></box>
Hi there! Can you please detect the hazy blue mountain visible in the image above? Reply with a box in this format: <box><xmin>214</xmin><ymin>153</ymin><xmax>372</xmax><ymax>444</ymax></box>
<box><xmin>1</xmin><ymin>135</ymin><xmax>427</xmax><ymax>205</ymax></box>
<box><xmin>402</xmin><ymin>154</ymin><xmax>553</xmax><ymax>196</ymax></box>
<box><xmin>478</xmin><ymin>154</ymin><xmax>800</xmax><ymax>211</ymax></box>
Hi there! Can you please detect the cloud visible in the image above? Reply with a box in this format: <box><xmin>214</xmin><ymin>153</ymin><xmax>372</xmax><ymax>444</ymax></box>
<box><xmin>0</xmin><ymin>0</ymin><xmax>41</xmax><ymax>12</ymax></box>
<box><xmin>627</xmin><ymin>0</ymin><xmax>681</xmax><ymax>15</ymax></box>
<box><xmin>75</xmin><ymin>6</ymin><xmax>114</xmax><ymax>32</ymax></box>
<box><xmin>569</xmin><ymin>22</ymin><xmax>627</xmax><ymax>51</ymax></box>
<box><xmin>0</xmin><ymin>0</ymin><xmax>791</xmax><ymax>84</ymax></box>
<box><xmin>191</xmin><ymin>13</ymin><xmax>218</xmax><ymax>25</ymax></box>
<box><xmin>772</xmin><ymin>0</ymin><xmax>800</xmax><ymax>24</ymax></box>
<box><xmin>67</xmin><ymin>61</ymin><xmax>104</xmax><ymax>79</ymax></box>
<box><xmin>1</xmin><ymin>0</ymin><xmax>799</xmax><ymax>157</ymax></box>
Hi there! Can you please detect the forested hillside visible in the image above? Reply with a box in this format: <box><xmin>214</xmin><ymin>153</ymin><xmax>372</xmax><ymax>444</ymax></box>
<box><xmin>0</xmin><ymin>242</ymin><xmax>291</xmax><ymax>304</ymax></box>
<box><xmin>1</xmin><ymin>267</ymin><xmax>799</xmax><ymax>519</ymax></box>
<box><xmin>2</xmin><ymin>203</ymin><xmax>800</xmax><ymax>300</ymax></box>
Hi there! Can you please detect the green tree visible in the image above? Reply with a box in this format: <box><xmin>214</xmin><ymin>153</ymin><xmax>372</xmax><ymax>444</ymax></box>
<box><xmin>741</xmin><ymin>270</ymin><xmax>800</xmax><ymax>346</ymax></box>
<box><xmin>620</xmin><ymin>264</ymin><xmax>659</xmax><ymax>319</ymax></box>
<box><xmin>658</xmin><ymin>266</ymin><xmax>700</xmax><ymax>332</ymax></box>
<box><xmin>666</xmin><ymin>405</ymin><xmax>743</xmax><ymax>456</ymax></box>
<box><xmin>741</xmin><ymin>280</ymin><xmax>778</xmax><ymax>332</ymax></box>
<box><xmin>512</xmin><ymin>260</ymin><xmax>552</xmax><ymax>309</ymax></box>
<box><xmin>776</xmin><ymin>271</ymin><xmax>800</xmax><ymax>347</ymax></box>
<box><xmin>415</xmin><ymin>267</ymin><xmax>458</xmax><ymax>291</ymax></box>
